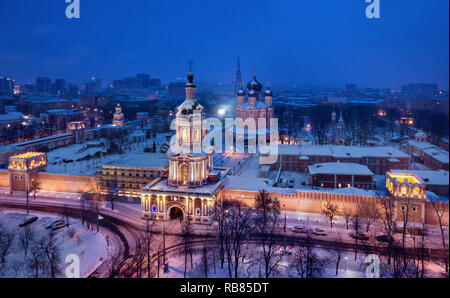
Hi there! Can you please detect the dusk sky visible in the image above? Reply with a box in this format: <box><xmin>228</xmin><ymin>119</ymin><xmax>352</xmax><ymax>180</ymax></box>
<box><xmin>0</xmin><ymin>0</ymin><xmax>448</xmax><ymax>89</ymax></box>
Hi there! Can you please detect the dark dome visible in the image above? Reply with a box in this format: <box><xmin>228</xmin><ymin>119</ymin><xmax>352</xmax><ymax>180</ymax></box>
<box><xmin>247</xmin><ymin>75</ymin><xmax>263</xmax><ymax>92</ymax></box>
<box><xmin>264</xmin><ymin>88</ymin><xmax>273</xmax><ymax>96</ymax></box>
<box><xmin>248</xmin><ymin>89</ymin><xmax>257</xmax><ymax>97</ymax></box>
<box><xmin>237</xmin><ymin>89</ymin><xmax>245</xmax><ymax>96</ymax></box>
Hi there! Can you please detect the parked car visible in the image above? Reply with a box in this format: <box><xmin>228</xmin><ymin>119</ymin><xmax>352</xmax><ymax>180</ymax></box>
<box><xmin>292</xmin><ymin>226</ymin><xmax>307</xmax><ymax>233</ymax></box>
<box><xmin>313</xmin><ymin>228</ymin><xmax>328</xmax><ymax>236</ymax></box>
<box><xmin>376</xmin><ymin>234</ymin><xmax>394</xmax><ymax>243</ymax></box>
<box><xmin>52</xmin><ymin>222</ymin><xmax>68</xmax><ymax>230</ymax></box>
<box><xmin>46</xmin><ymin>220</ymin><xmax>65</xmax><ymax>229</ymax></box>
<box><xmin>353</xmin><ymin>232</ymin><xmax>370</xmax><ymax>241</ymax></box>
<box><xmin>19</xmin><ymin>216</ymin><xmax>38</xmax><ymax>227</ymax></box>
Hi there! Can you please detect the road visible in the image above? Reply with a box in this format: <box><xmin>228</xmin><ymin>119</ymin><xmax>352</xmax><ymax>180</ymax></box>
<box><xmin>1</xmin><ymin>189</ymin><xmax>448</xmax><ymax>278</ymax></box>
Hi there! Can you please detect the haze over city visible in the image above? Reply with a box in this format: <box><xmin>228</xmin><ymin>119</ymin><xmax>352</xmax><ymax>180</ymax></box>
<box><xmin>0</xmin><ymin>0</ymin><xmax>448</xmax><ymax>89</ymax></box>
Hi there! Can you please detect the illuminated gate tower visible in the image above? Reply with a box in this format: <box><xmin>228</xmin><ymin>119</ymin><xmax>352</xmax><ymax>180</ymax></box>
<box><xmin>386</xmin><ymin>171</ymin><xmax>427</xmax><ymax>223</ymax></box>
<box><xmin>139</xmin><ymin>71</ymin><xmax>224</xmax><ymax>224</ymax></box>
<box><xmin>8</xmin><ymin>152</ymin><xmax>47</xmax><ymax>193</ymax></box>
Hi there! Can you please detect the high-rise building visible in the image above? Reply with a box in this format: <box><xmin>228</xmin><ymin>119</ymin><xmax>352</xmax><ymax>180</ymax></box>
<box><xmin>54</xmin><ymin>78</ymin><xmax>66</xmax><ymax>94</ymax></box>
<box><xmin>401</xmin><ymin>83</ymin><xmax>438</xmax><ymax>99</ymax></box>
<box><xmin>0</xmin><ymin>76</ymin><xmax>14</xmax><ymax>94</ymax></box>
<box><xmin>36</xmin><ymin>77</ymin><xmax>51</xmax><ymax>93</ymax></box>
<box><xmin>136</xmin><ymin>73</ymin><xmax>150</xmax><ymax>89</ymax></box>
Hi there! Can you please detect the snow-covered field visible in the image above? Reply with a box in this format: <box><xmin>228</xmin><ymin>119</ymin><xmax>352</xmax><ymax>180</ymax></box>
<box><xmin>160</xmin><ymin>243</ymin><xmax>368</xmax><ymax>278</ymax></box>
<box><xmin>0</xmin><ymin>211</ymin><xmax>107</xmax><ymax>278</ymax></box>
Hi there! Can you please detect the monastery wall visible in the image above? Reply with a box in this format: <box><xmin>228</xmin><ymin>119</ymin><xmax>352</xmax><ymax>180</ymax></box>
<box><xmin>36</xmin><ymin>172</ymin><xmax>99</xmax><ymax>193</ymax></box>
<box><xmin>0</xmin><ymin>170</ymin><xmax>9</xmax><ymax>187</ymax></box>
<box><xmin>223</xmin><ymin>188</ymin><xmax>449</xmax><ymax>226</ymax></box>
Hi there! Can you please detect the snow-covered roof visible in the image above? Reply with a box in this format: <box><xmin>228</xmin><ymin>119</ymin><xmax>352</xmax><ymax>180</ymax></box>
<box><xmin>393</xmin><ymin>170</ymin><xmax>449</xmax><ymax>186</ymax></box>
<box><xmin>422</xmin><ymin>147</ymin><xmax>449</xmax><ymax>164</ymax></box>
<box><xmin>278</xmin><ymin>145</ymin><xmax>409</xmax><ymax>159</ymax></box>
<box><xmin>177</xmin><ymin>99</ymin><xmax>204</xmax><ymax>115</ymax></box>
<box><xmin>104</xmin><ymin>152</ymin><xmax>168</xmax><ymax>169</ymax></box>
<box><xmin>308</xmin><ymin>163</ymin><xmax>374</xmax><ymax>176</ymax></box>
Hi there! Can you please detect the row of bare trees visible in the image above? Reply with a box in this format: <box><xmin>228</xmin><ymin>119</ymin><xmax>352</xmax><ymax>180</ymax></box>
<box><xmin>0</xmin><ymin>224</ymin><xmax>62</xmax><ymax>278</ymax></box>
<box><xmin>209</xmin><ymin>191</ymin><xmax>332</xmax><ymax>278</ymax></box>
<box><xmin>320</xmin><ymin>193</ymin><xmax>449</xmax><ymax>277</ymax></box>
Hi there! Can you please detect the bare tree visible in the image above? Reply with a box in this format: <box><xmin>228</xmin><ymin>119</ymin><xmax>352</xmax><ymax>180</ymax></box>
<box><xmin>180</xmin><ymin>218</ymin><xmax>193</xmax><ymax>278</ymax></box>
<box><xmin>379</xmin><ymin>194</ymin><xmax>396</xmax><ymax>264</ymax></box>
<box><xmin>29</xmin><ymin>178</ymin><xmax>42</xmax><ymax>200</ymax></box>
<box><xmin>430</xmin><ymin>198</ymin><xmax>449</xmax><ymax>273</ymax></box>
<box><xmin>212</xmin><ymin>195</ymin><xmax>230</xmax><ymax>269</ymax></box>
<box><xmin>398</xmin><ymin>197</ymin><xmax>412</xmax><ymax>266</ymax></box>
<box><xmin>223</xmin><ymin>201</ymin><xmax>252</xmax><ymax>278</ymax></box>
<box><xmin>357</xmin><ymin>202</ymin><xmax>380</xmax><ymax>232</ymax></box>
<box><xmin>27</xmin><ymin>239</ymin><xmax>46</xmax><ymax>278</ymax></box>
<box><xmin>105</xmin><ymin>248</ymin><xmax>124</xmax><ymax>278</ymax></box>
<box><xmin>321</xmin><ymin>201</ymin><xmax>340</xmax><ymax>228</ymax></box>
<box><xmin>19</xmin><ymin>225</ymin><xmax>36</xmax><ymax>257</ymax></box>
<box><xmin>145</xmin><ymin>216</ymin><xmax>155</xmax><ymax>278</ymax></box>
<box><xmin>290</xmin><ymin>232</ymin><xmax>329</xmax><ymax>278</ymax></box>
<box><xmin>0</xmin><ymin>225</ymin><xmax>15</xmax><ymax>266</ymax></box>
<box><xmin>352</xmin><ymin>215</ymin><xmax>362</xmax><ymax>260</ymax></box>
<box><xmin>329</xmin><ymin>233</ymin><xmax>345</xmax><ymax>276</ymax></box>
<box><xmin>41</xmin><ymin>233</ymin><xmax>62</xmax><ymax>278</ymax></box>
<box><xmin>254</xmin><ymin>190</ymin><xmax>283</xmax><ymax>278</ymax></box>
<box><xmin>132</xmin><ymin>238</ymin><xmax>146</xmax><ymax>278</ymax></box>
<box><xmin>341</xmin><ymin>208</ymin><xmax>352</xmax><ymax>230</ymax></box>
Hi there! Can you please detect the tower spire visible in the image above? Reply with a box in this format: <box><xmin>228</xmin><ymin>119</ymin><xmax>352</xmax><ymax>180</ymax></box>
<box><xmin>234</xmin><ymin>56</ymin><xmax>242</xmax><ymax>92</ymax></box>
<box><xmin>188</xmin><ymin>58</ymin><xmax>193</xmax><ymax>73</ymax></box>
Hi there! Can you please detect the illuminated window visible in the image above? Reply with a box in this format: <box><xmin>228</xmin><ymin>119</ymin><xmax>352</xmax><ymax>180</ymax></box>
<box><xmin>194</xmin><ymin>129</ymin><xmax>199</xmax><ymax>142</ymax></box>
<box><xmin>338</xmin><ymin>183</ymin><xmax>342</xmax><ymax>188</ymax></box>
<box><xmin>182</xmin><ymin>129</ymin><xmax>189</xmax><ymax>143</ymax></box>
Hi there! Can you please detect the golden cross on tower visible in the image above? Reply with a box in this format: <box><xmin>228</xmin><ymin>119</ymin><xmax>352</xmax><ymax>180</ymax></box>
<box><xmin>188</xmin><ymin>58</ymin><xmax>194</xmax><ymax>74</ymax></box>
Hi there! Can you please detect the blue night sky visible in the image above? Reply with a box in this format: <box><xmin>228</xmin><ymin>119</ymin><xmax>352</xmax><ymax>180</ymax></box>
<box><xmin>0</xmin><ymin>0</ymin><xmax>448</xmax><ymax>89</ymax></box>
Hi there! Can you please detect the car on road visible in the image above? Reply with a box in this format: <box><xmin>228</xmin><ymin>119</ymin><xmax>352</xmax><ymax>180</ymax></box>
<box><xmin>19</xmin><ymin>216</ymin><xmax>38</xmax><ymax>227</ymax></box>
<box><xmin>353</xmin><ymin>232</ymin><xmax>370</xmax><ymax>241</ymax></box>
<box><xmin>376</xmin><ymin>234</ymin><xmax>394</xmax><ymax>243</ymax></box>
<box><xmin>292</xmin><ymin>226</ymin><xmax>307</xmax><ymax>233</ymax></box>
<box><xmin>52</xmin><ymin>221</ymin><xmax>68</xmax><ymax>230</ymax></box>
<box><xmin>46</xmin><ymin>220</ymin><xmax>65</xmax><ymax>229</ymax></box>
<box><xmin>313</xmin><ymin>228</ymin><xmax>328</xmax><ymax>236</ymax></box>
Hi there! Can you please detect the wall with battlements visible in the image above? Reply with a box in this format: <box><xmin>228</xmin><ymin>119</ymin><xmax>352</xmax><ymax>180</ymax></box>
<box><xmin>223</xmin><ymin>188</ymin><xmax>448</xmax><ymax>226</ymax></box>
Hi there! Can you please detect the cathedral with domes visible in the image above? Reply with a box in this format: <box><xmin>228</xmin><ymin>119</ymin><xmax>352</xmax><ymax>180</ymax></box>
<box><xmin>235</xmin><ymin>74</ymin><xmax>275</xmax><ymax>135</ymax></box>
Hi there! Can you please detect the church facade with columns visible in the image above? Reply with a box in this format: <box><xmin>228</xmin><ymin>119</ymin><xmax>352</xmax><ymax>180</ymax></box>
<box><xmin>139</xmin><ymin>71</ymin><xmax>225</xmax><ymax>224</ymax></box>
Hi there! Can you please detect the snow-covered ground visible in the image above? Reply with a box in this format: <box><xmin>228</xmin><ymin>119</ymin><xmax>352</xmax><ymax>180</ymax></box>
<box><xmin>0</xmin><ymin>211</ymin><xmax>107</xmax><ymax>278</ymax></box>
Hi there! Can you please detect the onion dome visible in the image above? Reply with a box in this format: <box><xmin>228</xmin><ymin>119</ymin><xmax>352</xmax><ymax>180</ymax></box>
<box><xmin>186</xmin><ymin>71</ymin><xmax>196</xmax><ymax>88</ymax></box>
<box><xmin>237</xmin><ymin>88</ymin><xmax>245</xmax><ymax>96</ymax></box>
<box><xmin>248</xmin><ymin>89</ymin><xmax>257</xmax><ymax>97</ymax></box>
<box><xmin>247</xmin><ymin>75</ymin><xmax>263</xmax><ymax>92</ymax></box>
<box><xmin>331</xmin><ymin>110</ymin><xmax>337</xmax><ymax>120</ymax></box>
<box><xmin>264</xmin><ymin>87</ymin><xmax>273</xmax><ymax>96</ymax></box>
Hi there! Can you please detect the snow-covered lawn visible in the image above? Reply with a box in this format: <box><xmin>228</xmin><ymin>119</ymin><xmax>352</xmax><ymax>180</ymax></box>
<box><xmin>0</xmin><ymin>211</ymin><xmax>107</xmax><ymax>278</ymax></box>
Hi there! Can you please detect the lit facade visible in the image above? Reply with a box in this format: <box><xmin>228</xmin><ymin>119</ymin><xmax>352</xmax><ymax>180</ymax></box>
<box><xmin>8</xmin><ymin>152</ymin><xmax>47</xmax><ymax>193</ymax></box>
<box><xmin>139</xmin><ymin>72</ymin><xmax>223</xmax><ymax>224</ymax></box>
<box><xmin>112</xmin><ymin>103</ymin><xmax>125</xmax><ymax>127</ymax></box>
<box><xmin>235</xmin><ymin>75</ymin><xmax>274</xmax><ymax>135</ymax></box>
<box><xmin>386</xmin><ymin>171</ymin><xmax>426</xmax><ymax>200</ymax></box>
<box><xmin>386</xmin><ymin>171</ymin><xmax>427</xmax><ymax>223</ymax></box>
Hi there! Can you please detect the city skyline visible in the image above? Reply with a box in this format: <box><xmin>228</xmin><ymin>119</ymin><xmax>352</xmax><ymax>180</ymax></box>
<box><xmin>0</xmin><ymin>0</ymin><xmax>448</xmax><ymax>89</ymax></box>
